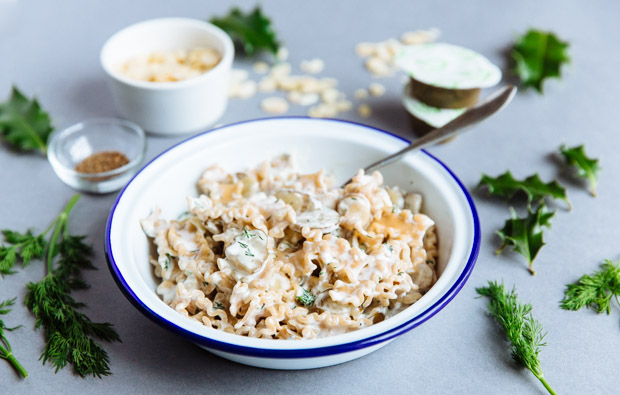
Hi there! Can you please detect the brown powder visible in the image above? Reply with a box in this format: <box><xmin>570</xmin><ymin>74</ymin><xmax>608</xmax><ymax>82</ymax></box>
<box><xmin>75</xmin><ymin>151</ymin><xmax>129</xmax><ymax>174</ymax></box>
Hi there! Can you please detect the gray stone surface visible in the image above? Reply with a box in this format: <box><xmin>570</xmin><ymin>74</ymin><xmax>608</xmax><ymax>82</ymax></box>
<box><xmin>1</xmin><ymin>0</ymin><xmax>618</xmax><ymax>393</ymax></box>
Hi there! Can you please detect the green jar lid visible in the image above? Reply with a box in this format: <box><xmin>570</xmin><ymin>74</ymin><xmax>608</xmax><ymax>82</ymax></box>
<box><xmin>394</xmin><ymin>43</ymin><xmax>502</xmax><ymax>90</ymax></box>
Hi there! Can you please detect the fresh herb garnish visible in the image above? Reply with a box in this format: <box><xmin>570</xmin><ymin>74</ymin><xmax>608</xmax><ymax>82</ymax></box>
<box><xmin>244</xmin><ymin>250</ymin><xmax>255</xmax><ymax>257</ymax></box>
<box><xmin>1</xmin><ymin>229</ymin><xmax>47</xmax><ymax>277</ymax></box>
<box><xmin>559</xmin><ymin>144</ymin><xmax>601</xmax><ymax>197</ymax></box>
<box><xmin>238</xmin><ymin>241</ymin><xmax>249</xmax><ymax>249</ymax></box>
<box><xmin>478</xmin><ymin>171</ymin><xmax>570</xmax><ymax>209</ymax></box>
<box><xmin>496</xmin><ymin>204</ymin><xmax>555</xmax><ymax>275</ymax></box>
<box><xmin>213</xmin><ymin>302</ymin><xmax>225</xmax><ymax>310</ymax></box>
<box><xmin>0</xmin><ymin>86</ymin><xmax>53</xmax><ymax>154</ymax></box>
<box><xmin>384</xmin><ymin>243</ymin><xmax>393</xmax><ymax>253</ymax></box>
<box><xmin>210</xmin><ymin>7</ymin><xmax>280</xmax><ymax>56</ymax></box>
<box><xmin>477</xmin><ymin>281</ymin><xmax>556</xmax><ymax>395</ymax></box>
<box><xmin>560</xmin><ymin>259</ymin><xmax>620</xmax><ymax>315</ymax></box>
<box><xmin>243</xmin><ymin>227</ymin><xmax>252</xmax><ymax>238</ymax></box>
<box><xmin>5</xmin><ymin>195</ymin><xmax>121</xmax><ymax>378</ymax></box>
<box><xmin>164</xmin><ymin>253</ymin><xmax>172</xmax><ymax>270</ymax></box>
<box><xmin>0</xmin><ymin>298</ymin><xmax>28</xmax><ymax>378</ymax></box>
<box><xmin>297</xmin><ymin>288</ymin><xmax>315</xmax><ymax>307</ymax></box>
<box><xmin>511</xmin><ymin>29</ymin><xmax>570</xmax><ymax>93</ymax></box>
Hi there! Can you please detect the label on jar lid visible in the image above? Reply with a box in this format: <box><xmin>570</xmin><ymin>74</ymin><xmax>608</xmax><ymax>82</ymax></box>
<box><xmin>394</xmin><ymin>43</ymin><xmax>502</xmax><ymax>89</ymax></box>
<box><xmin>402</xmin><ymin>84</ymin><xmax>466</xmax><ymax>128</ymax></box>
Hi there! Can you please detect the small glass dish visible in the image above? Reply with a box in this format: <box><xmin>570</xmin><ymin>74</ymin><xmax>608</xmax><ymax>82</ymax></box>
<box><xmin>47</xmin><ymin>118</ymin><xmax>146</xmax><ymax>194</ymax></box>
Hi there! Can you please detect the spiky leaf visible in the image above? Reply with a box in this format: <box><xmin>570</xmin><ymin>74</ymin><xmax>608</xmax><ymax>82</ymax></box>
<box><xmin>210</xmin><ymin>7</ymin><xmax>280</xmax><ymax>56</ymax></box>
<box><xmin>479</xmin><ymin>171</ymin><xmax>569</xmax><ymax>208</ymax></box>
<box><xmin>511</xmin><ymin>29</ymin><xmax>570</xmax><ymax>93</ymax></box>
<box><xmin>496</xmin><ymin>204</ymin><xmax>555</xmax><ymax>274</ymax></box>
<box><xmin>560</xmin><ymin>144</ymin><xmax>601</xmax><ymax>197</ymax></box>
<box><xmin>0</xmin><ymin>86</ymin><xmax>53</xmax><ymax>154</ymax></box>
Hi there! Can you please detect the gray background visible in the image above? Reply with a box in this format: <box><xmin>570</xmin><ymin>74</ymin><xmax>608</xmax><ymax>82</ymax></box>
<box><xmin>1</xmin><ymin>0</ymin><xmax>618</xmax><ymax>394</ymax></box>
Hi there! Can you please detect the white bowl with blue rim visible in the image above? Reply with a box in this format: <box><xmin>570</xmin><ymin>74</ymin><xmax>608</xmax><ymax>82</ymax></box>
<box><xmin>105</xmin><ymin>117</ymin><xmax>480</xmax><ymax>369</ymax></box>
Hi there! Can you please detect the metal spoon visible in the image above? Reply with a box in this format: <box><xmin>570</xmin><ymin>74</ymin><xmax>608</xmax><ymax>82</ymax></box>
<box><xmin>342</xmin><ymin>85</ymin><xmax>517</xmax><ymax>186</ymax></box>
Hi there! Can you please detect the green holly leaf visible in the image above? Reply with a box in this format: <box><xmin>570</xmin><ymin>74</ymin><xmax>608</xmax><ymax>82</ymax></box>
<box><xmin>210</xmin><ymin>7</ymin><xmax>280</xmax><ymax>56</ymax></box>
<box><xmin>478</xmin><ymin>171</ymin><xmax>570</xmax><ymax>209</ymax></box>
<box><xmin>511</xmin><ymin>29</ymin><xmax>570</xmax><ymax>93</ymax></box>
<box><xmin>0</xmin><ymin>86</ymin><xmax>53</xmax><ymax>154</ymax></box>
<box><xmin>560</xmin><ymin>144</ymin><xmax>600</xmax><ymax>197</ymax></box>
<box><xmin>496</xmin><ymin>204</ymin><xmax>555</xmax><ymax>275</ymax></box>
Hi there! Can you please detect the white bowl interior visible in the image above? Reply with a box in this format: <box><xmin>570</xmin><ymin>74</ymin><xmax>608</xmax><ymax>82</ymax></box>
<box><xmin>108</xmin><ymin>118</ymin><xmax>475</xmax><ymax>350</ymax></box>
<box><xmin>101</xmin><ymin>18</ymin><xmax>231</xmax><ymax>84</ymax></box>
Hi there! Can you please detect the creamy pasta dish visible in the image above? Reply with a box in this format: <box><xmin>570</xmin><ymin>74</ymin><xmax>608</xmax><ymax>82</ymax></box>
<box><xmin>141</xmin><ymin>155</ymin><xmax>438</xmax><ymax>339</ymax></box>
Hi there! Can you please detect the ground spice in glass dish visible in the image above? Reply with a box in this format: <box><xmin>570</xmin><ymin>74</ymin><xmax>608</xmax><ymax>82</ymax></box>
<box><xmin>75</xmin><ymin>151</ymin><xmax>129</xmax><ymax>180</ymax></box>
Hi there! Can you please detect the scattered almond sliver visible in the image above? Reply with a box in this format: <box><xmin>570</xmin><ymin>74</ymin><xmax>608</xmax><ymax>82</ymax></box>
<box><xmin>368</xmin><ymin>83</ymin><xmax>386</xmax><ymax>97</ymax></box>
<box><xmin>300</xmin><ymin>58</ymin><xmax>325</xmax><ymax>74</ymax></box>
<box><xmin>253</xmin><ymin>61</ymin><xmax>270</xmax><ymax>74</ymax></box>
<box><xmin>261</xmin><ymin>97</ymin><xmax>289</xmax><ymax>114</ymax></box>
<box><xmin>356</xmin><ymin>28</ymin><xmax>440</xmax><ymax>77</ymax></box>
<box><xmin>227</xmin><ymin>28</ymin><xmax>440</xmax><ymax>119</ymax></box>
<box><xmin>357</xmin><ymin>104</ymin><xmax>372</xmax><ymax>118</ymax></box>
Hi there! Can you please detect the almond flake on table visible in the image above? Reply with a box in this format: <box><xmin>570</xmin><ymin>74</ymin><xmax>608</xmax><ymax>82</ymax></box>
<box><xmin>400</xmin><ymin>28</ymin><xmax>440</xmax><ymax>45</ymax></box>
<box><xmin>368</xmin><ymin>82</ymin><xmax>386</xmax><ymax>97</ymax></box>
<box><xmin>357</xmin><ymin>103</ymin><xmax>372</xmax><ymax>118</ymax></box>
<box><xmin>355</xmin><ymin>42</ymin><xmax>376</xmax><ymax>57</ymax></box>
<box><xmin>321</xmin><ymin>88</ymin><xmax>340</xmax><ymax>104</ymax></box>
<box><xmin>253</xmin><ymin>61</ymin><xmax>270</xmax><ymax>74</ymax></box>
<box><xmin>261</xmin><ymin>97</ymin><xmax>289</xmax><ymax>114</ymax></box>
<box><xmin>365</xmin><ymin>57</ymin><xmax>393</xmax><ymax>77</ymax></box>
<box><xmin>336</xmin><ymin>100</ymin><xmax>353</xmax><ymax>112</ymax></box>
<box><xmin>287</xmin><ymin>91</ymin><xmax>319</xmax><ymax>106</ymax></box>
<box><xmin>270</xmin><ymin>62</ymin><xmax>292</xmax><ymax>78</ymax></box>
<box><xmin>276</xmin><ymin>47</ymin><xmax>289</xmax><ymax>61</ymax></box>
<box><xmin>300</xmin><ymin>58</ymin><xmax>325</xmax><ymax>74</ymax></box>
<box><xmin>308</xmin><ymin>103</ymin><xmax>338</xmax><ymax>118</ymax></box>
<box><xmin>236</xmin><ymin>80</ymin><xmax>257</xmax><ymax>99</ymax></box>
<box><xmin>258</xmin><ymin>77</ymin><xmax>277</xmax><ymax>93</ymax></box>
<box><xmin>354</xmin><ymin>88</ymin><xmax>368</xmax><ymax>100</ymax></box>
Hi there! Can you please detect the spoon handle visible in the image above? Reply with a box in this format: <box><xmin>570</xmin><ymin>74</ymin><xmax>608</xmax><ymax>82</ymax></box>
<box><xmin>345</xmin><ymin>85</ymin><xmax>517</xmax><ymax>185</ymax></box>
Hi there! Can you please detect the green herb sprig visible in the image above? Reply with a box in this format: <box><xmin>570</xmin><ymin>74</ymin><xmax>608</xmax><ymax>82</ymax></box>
<box><xmin>0</xmin><ymin>86</ymin><xmax>53</xmax><ymax>154</ymax></box>
<box><xmin>560</xmin><ymin>259</ymin><xmax>620</xmax><ymax>315</ymax></box>
<box><xmin>0</xmin><ymin>298</ymin><xmax>28</xmax><ymax>378</ymax></box>
<box><xmin>210</xmin><ymin>7</ymin><xmax>280</xmax><ymax>56</ymax></box>
<box><xmin>297</xmin><ymin>288</ymin><xmax>315</xmax><ymax>307</ymax></box>
<box><xmin>559</xmin><ymin>144</ymin><xmax>601</xmax><ymax>197</ymax></box>
<box><xmin>496</xmin><ymin>204</ymin><xmax>555</xmax><ymax>275</ymax></box>
<box><xmin>511</xmin><ymin>29</ymin><xmax>570</xmax><ymax>93</ymax></box>
<box><xmin>3</xmin><ymin>194</ymin><xmax>121</xmax><ymax>378</ymax></box>
<box><xmin>477</xmin><ymin>281</ymin><xmax>556</xmax><ymax>395</ymax></box>
<box><xmin>478</xmin><ymin>171</ymin><xmax>570</xmax><ymax>209</ymax></box>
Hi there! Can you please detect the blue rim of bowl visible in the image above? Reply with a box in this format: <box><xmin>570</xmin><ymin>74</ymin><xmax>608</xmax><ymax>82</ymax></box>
<box><xmin>104</xmin><ymin>116</ymin><xmax>480</xmax><ymax>359</ymax></box>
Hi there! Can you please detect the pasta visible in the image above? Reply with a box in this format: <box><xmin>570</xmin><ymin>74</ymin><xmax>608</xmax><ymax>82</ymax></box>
<box><xmin>141</xmin><ymin>155</ymin><xmax>438</xmax><ymax>339</ymax></box>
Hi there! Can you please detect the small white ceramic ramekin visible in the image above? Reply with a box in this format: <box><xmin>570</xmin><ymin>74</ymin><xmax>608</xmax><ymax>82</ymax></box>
<box><xmin>100</xmin><ymin>18</ymin><xmax>234</xmax><ymax>135</ymax></box>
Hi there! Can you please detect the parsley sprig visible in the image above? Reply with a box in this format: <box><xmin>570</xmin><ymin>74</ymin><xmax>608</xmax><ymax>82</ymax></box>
<box><xmin>477</xmin><ymin>281</ymin><xmax>556</xmax><ymax>395</ymax></box>
<box><xmin>0</xmin><ymin>86</ymin><xmax>53</xmax><ymax>154</ymax></box>
<box><xmin>3</xmin><ymin>194</ymin><xmax>121</xmax><ymax>378</ymax></box>
<box><xmin>560</xmin><ymin>259</ymin><xmax>620</xmax><ymax>315</ymax></box>
<box><xmin>0</xmin><ymin>298</ymin><xmax>28</xmax><ymax>378</ymax></box>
